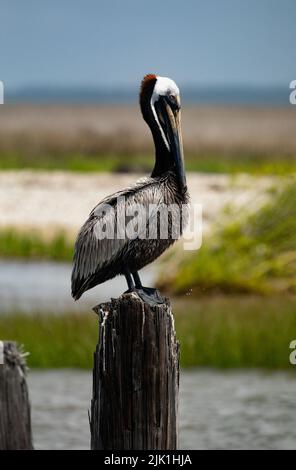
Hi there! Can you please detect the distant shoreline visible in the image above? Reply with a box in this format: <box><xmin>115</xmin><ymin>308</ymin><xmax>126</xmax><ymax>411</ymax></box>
<box><xmin>0</xmin><ymin>104</ymin><xmax>295</xmax><ymax>161</ymax></box>
<box><xmin>4</xmin><ymin>85</ymin><xmax>290</xmax><ymax>106</ymax></box>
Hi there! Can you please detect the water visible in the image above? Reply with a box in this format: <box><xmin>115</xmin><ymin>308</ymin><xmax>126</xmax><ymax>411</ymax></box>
<box><xmin>0</xmin><ymin>260</ymin><xmax>155</xmax><ymax>313</ymax></box>
<box><xmin>28</xmin><ymin>369</ymin><xmax>296</xmax><ymax>450</ymax></box>
<box><xmin>8</xmin><ymin>86</ymin><xmax>289</xmax><ymax>106</ymax></box>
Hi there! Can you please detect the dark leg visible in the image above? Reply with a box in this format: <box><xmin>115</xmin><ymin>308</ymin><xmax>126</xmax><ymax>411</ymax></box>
<box><xmin>132</xmin><ymin>271</ymin><xmax>142</xmax><ymax>288</ymax></box>
<box><xmin>124</xmin><ymin>270</ymin><xmax>135</xmax><ymax>291</ymax></box>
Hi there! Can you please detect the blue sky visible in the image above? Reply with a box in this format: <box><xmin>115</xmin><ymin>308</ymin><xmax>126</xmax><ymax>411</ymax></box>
<box><xmin>0</xmin><ymin>0</ymin><xmax>295</xmax><ymax>90</ymax></box>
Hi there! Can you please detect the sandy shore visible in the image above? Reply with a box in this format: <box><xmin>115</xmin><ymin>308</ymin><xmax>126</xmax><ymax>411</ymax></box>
<box><xmin>0</xmin><ymin>170</ymin><xmax>274</xmax><ymax>236</ymax></box>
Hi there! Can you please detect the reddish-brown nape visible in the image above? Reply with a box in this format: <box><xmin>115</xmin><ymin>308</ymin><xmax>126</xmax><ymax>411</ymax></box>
<box><xmin>139</xmin><ymin>74</ymin><xmax>157</xmax><ymax>113</ymax></box>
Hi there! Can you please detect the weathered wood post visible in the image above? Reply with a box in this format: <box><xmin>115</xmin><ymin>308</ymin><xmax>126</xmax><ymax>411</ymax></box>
<box><xmin>0</xmin><ymin>341</ymin><xmax>33</xmax><ymax>450</ymax></box>
<box><xmin>90</xmin><ymin>293</ymin><xmax>179</xmax><ymax>450</ymax></box>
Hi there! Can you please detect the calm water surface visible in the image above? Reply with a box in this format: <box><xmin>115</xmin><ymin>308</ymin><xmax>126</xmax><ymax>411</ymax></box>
<box><xmin>0</xmin><ymin>259</ymin><xmax>155</xmax><ymax>313</ymax></box>
<box><xmin>28</xmin><ymin>369</ymin><xmax>296</xmax><ymax>450</ymax></box>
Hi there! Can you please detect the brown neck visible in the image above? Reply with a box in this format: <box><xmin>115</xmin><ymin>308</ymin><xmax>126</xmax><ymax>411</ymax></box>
<box><xmin>140</xmin><ymin>75</ymin><xmax>173</xmax><ymax>178</ymax></box>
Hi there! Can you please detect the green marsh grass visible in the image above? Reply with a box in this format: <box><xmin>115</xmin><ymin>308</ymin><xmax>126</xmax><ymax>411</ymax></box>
<box><xmin>1</xmin><ymin>296</ymin><xmax>295</xmax><ymax>369</ymax></box>
<box><xmin>1</xmin><ymin>150</ymin><xmax>296</xmax><ymax>175</ymax></box>
<box><xmin>159</xmin><ymin>183</ymin><xmax>296</xmax><ymax>295</ymax></box>
<box><xmin>0</xmin><ymin>312</ymin><xmax>97</xmax><ymax>368</ymax></box>
<box><xmin>0</xmin><ymin>228</ymin><xmax>73</xmax><ymax>261</ymax></box>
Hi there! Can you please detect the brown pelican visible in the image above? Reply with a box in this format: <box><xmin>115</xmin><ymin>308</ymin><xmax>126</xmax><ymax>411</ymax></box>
<box><xmin>71</xmin><ymin>74</ymin><xmax>189</xmax><ymax>306</ymax></box>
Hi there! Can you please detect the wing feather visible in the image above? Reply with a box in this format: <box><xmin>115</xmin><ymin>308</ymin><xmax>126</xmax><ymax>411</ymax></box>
<box><xmin>71</xmin><ymin>176</ymin><xmax>167</xmax><ymax>296</ymax></box>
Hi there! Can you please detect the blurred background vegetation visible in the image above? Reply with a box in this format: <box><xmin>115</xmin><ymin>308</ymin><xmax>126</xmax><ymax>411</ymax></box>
<box><xmin>1</xmin><ymin>296</ymin><xmax>295</xmax><ymax>369</ymax></box>
<box><xmin>0</xmin><ymin>105</ymin><xmax>295</xmax><ymax>370</ymax></box>
<box><xmin>1</xmin><ymin>1</ymin><xmax>296</xmax><ymax>373</ymax></box>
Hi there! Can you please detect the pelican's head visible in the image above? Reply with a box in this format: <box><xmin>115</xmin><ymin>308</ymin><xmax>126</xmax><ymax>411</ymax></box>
<box><xmin>140</xmin><ymin>74</ymin><xmax>186</xmax><ymax>189</ymax></box>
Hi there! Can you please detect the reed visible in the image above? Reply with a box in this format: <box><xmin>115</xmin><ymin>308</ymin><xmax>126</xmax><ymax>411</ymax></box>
<box><xmin>159</xmin><ymin>182</ymin><xmax>296</xmax><ymax>296</ymax></box>
<box><xmin>1</xmin><ymin>150</ymin><xmax>296</xmax><ymax>174</ymax></box>
<box><xmin>0</xmin><ymin>228</ymin><xmax>73</xmax><ymax>261</ymax></box>
<box><xmin>1</xmin><ymin>296</ymin><xmax>295</xmax><ymax>369</ymax></box>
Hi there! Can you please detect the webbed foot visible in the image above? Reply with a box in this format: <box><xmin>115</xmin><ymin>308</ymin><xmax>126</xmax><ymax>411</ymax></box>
<box><xmin>123</xmin><ymin>287</ymin><xmax>165</xmax><ymax>307</ymax></box>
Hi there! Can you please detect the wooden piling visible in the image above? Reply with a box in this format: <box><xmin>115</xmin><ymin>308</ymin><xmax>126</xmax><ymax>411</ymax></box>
<box><xmin>90</xmin><ymin>293</ymin><xmax>180</xmax><ymax>450</ymax></box>
<box><xmin>0</xmin><ymin>341</ymin><xmax>33</xmax><ymax>450</ymax></box>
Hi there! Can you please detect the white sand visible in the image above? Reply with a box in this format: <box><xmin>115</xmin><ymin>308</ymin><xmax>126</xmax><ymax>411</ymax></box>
<box><xmin>0</xmin><ymin>171</ymin><xmax>274</xmax><ymax>236</ymax></box>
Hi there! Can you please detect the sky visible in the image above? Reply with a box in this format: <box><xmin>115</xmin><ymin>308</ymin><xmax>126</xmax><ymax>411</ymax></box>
<box><xmin>0</xmin><ymin>0</ymin><xmax>295</xmax><ymax>91</ymax></box>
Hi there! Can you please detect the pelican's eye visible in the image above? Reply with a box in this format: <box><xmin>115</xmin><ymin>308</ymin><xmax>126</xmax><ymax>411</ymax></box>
<box><xmin>166</xmin><ymin>93</ymin><xmax>180</xmax><ymax>111</ymax></box>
